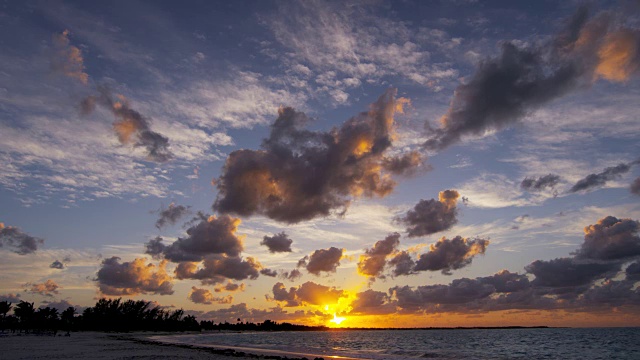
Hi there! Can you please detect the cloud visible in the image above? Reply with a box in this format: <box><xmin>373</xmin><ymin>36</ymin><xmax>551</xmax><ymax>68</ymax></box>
<box><xmin>300</xmin><ymin>247</ymin><xmax>345</xmax><ymax>275</ymax></box>
<box><xmin>50</xmin><ymin>260</ymin><xmax>65</xmax><ymax>269</ymax></box>
<box><xmin>569</xmin><ymin>163</ymin><xmax>633</xmax><ymax>193</ymax></box>
<box><xmin>40</xmin><ymin>299</ymin><xmax>84</xmax><ymax>313</ymax></box>
<box><xmin>521</xmin><ymin>174</ymin><xmax>561</xmax><ymax>192</ymax></box>
<box><xmin>82</xmin><ymin>87</ymin><xmax>173</xmax><ymax>163</ymax></box>
<box><xmin>96</xmin><ymin>256</ymin><xmax>174</xmax><ymax>296</ymax></box>
<box><xmin>188</xmin><ymin>287</ymin><xmax>233</xmax><ymax>305</ymax></box>
<box><xmin>266</xmin><ymin>1</ymin><xmax>457</xmax><ymax>95</ymax></box>
<box><xmin>478</xmin><ymin>270</ymin><xmax>530</xmax><ymax>293</ymax></box>
<box><xmin>396</xmin><ymin>190</ymin><xmax>459</xmax><ymax>237</ymax></box>
<box><xmin>155</xmin><ymin>203</ymin><xmax>191</xmax><ymax>229</ymax></box>
<box><xmin>214</xmin><ymin>282</ymin><xmax>245</xmax><ymax>293</ymax></box>
<box><xmin>357</xmin><ymin>233</ymin><xmax>401</xmax><ymax>279</ymax></box>
<box><xmin>0</xmin><ymin>294</ymin><xmax>21</xmax><ymax>302</ymax></box>
<box><xmin>213</xmin><ymin>89</ymin><xmax>414</xmax><ymax>223</ymax></box>
<box><xmin>50</xmin><ymin>30</ymin><xmax>88</xmax><ymax>84</ymax></box>
<box><xmin>388</xmin><ymin>251</ymin><xmax>416</xmax><ymax>277</ymax></box>
<box><xmin>392</xmin><ymin>278</ymin><xmax>495</xmax><ymax>309</ymax></box>
<box><xmin>626</xmin><ymin>261</ymin><xmax>640</xmax><ymax>281</ymax></box>
<box><xmin>382</xmin><ymin>151</ymin><xmax>426</xmax><ymax>176</ymax></box>
<box><xmin>525</xmin><ymin>257</ymin><xmax>619</xmax><ymax>288</ymax></box>
<box><xmin>280</xmin><ymin>269</ymin><xmax>303</xmax><ymax>282</ymax></box>
<box><xmin>350</xmin><ymin>289</ymin><xmax>395</xmax><ymax>315</ymax></box>
<box><xmin>260</xmin><ymin>268</ymin><xmax>278</xmax><ymax>277</ymax></box>
<box><xmin>270</xmin><ymin>281</ymin><xmax>346</xmax><ymax>307</ymax></box>
<box><xmin>0</xmin><ymin>223</ymin><xmax>44</xmax><ymax>255</ymax></box>
<box><xmin>144</xmin><ymin>214</ymin><xmax>244</xmax><ymax>262</ymax></box>
<box><xmin>413</xmin><ymin>236</ymin><xmax>489</xmax><ymax>275</ymax></box>
<box><xmin>631</xmin><ymin>177</ymin><xmax>640</xmax><ymax>195</ymax></box>
<box><xmin>200</xmin><ymin>302</ymin><xmax>306</xmax><ymax>323</ymax></box>
<box><xmin>261</xmin><ymin>232</ymin><xmax>293</xmax><ymax>253</ymax></box>
<box><xmin>573</xmin><ymin>216</ymin><xmax>640</xmax><ymax>260</ymax></box>
<box><xmin>25</xmin><ymin>280</ymin><xmax>60</xmax><ymax>297</ymax></box>
<box><xmin>174</xmin><ymin>255</ymin><xmax>261</xmax><ymax>285</ymax></box>
<box><xmin>423</xmin><ymin>8</ymin><xmax>640</xmax><ymax>151</ymax></box>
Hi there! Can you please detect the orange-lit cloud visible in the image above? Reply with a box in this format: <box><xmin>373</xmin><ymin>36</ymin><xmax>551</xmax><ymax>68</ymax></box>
<box><xmin>189</xmin><ymin>286</ymin><xmax>233</xmax><ymax>305</ymax></box>
<box><xmin>81</xmin><ymin>87</ymin><xmax>173</xmax><ymax>162</ymax></box>
<box><xmin>25</xmin><ymin>279</ymin><xmax>60</xmax><ymax>297</ymax></box>
<box><xmin>174</xmin><ymin>254</ymin><xmax>261</xmax><ymax>285</ymax></box>
<box><xmin>214</xmin><ymin>281</ymin><xmax>246</xmax><ymax>293</ymax></box>
<box><xmin>214</xmin><ymin>88</ymin><xmax>420</xmax><ymax>223</ymax></box>
<box><xmin>595</xmin><ymin>29</ymin><xmax>639</xmax><ymax>82</ymax></box>
<box><xmin>96</xmin><ymin>257</ymin><xmax>174</xmax><ymax>296</ymax></box>
<box><xmin>51</xmin><ymin>30</ymin><xmax>88</xmax><ymax>84</ymax></box>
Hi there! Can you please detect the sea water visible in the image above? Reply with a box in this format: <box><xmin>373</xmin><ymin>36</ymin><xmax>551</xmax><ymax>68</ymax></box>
<box><xmin>153</xmin><ymin>327</ymin><xmax>640</xmax><ymax>359</ymax></box>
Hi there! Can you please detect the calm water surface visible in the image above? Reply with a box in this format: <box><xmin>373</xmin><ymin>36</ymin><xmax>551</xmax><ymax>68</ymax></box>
<box><xmin>155</xmin><ymin>328</ymin><xmax>640</xmax><ymax>359</ymax></box>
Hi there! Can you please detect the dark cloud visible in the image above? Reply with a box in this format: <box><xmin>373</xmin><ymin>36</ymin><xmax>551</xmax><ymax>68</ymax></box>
<box><xmin>631</xmin><ymin>177</ymin><xmax>640</xmax><ymax>195</ymax></box>
<box><xmin>392</xmin><ymin>278</ymin><xmax>495</xmax><ymax>310</ymax></box>
<box><xmin>96</xmin><ymin>257</ymin><xmax>174</xmax><ymax>296</ymax></box>
<box><xmin>525</xmin><ymin>257</ymin><xmax>619</xmax><ymax>288</ymax></box>
<box><xmin>271</xmin><ymin>282</ymin><xmax>299</xmax><ymax>307</ymax></box>
<box><xmin>579</xmin><ymin>280</ymin><xmax>640</xmax><ymax>308</ymax></box>
<box><xmin>174</xmin><ymin>255</ymin><xmax>261</xmax><ymax>285</ymax></box>
<box><xmin>155</xmin><ymin>203</ymin><xmax>191</xmax><ymax>229</ymax></box>
<box><xmin>388</xmin><ymin>251</ymin><xmax>416</xmax><ymax>277</ymax></box>
<box><xmin>260</xmin><ymin>268</ymin><xmax>278</xmax><ymax>277</ymax></box>
<box><xmin>25</xmin><ymin>280</ymin><xmax>60</xmax><ymax>297</ymax></box>
<box><xmin>382</xmin><ymin>151</ymin><xmax>426</xmax><ymax>176</ymax></box>
<box><xmin>414</xmin><ymin>236</ymin><xmax>490</xmax><ymax>275</ymax></box>
<box><xmin>520</xmin><ymin>174</ymin><xmax>561</xmax><ymax>191</ymax></box>
<box><xmin>40</xmin><ymin>299</ymin><xmax>85</xmax><ymax>313</ymax></box>
<box><xmin>49</xmin><ymin>260</ymin><xmax>65</xmax><ymax>269</ymax></box>
<box><xmin>280</xmin><ymin>269</ymin><xmax>303</xmax><ymax>282</ymax></box>
<box><xmin>144</xmin><ymin>214</ymin><xmax>244</xmax><ymax>262</ymax></box>
<box><xmin>350</xmin><ymin>290</ymin><xmax>395</xmax><ymax>315</ymax></box>
<box><xmin>261</xmin><ymin>232</ymin><xmax>293</xmax><ymax>253</ymax></box>
<box><xmin>50</xmin><ymin>30</ymin><xmax>88</xmax><ymax>84</ymax></box>
<box><xmin>82</xmin><ymin>86</ymin><xmax>173</xmax><ymax>163</ymax></box>
<box><xmin>0</xmin><ymin>223</ymin><xmax>44</xmax><ymax>255</ymax></box>
<box><xmin>397</xmin><ymin>190</ymin><xmax>460</xmax><ymax>237</ymax></box>
<box><xmin>301</xmin><ymin>247</ymin><xmax>344</xmax><ymax>275</ymax></box>
<box><xmin>574</xmin><ymin>216</ymin><xmax>640</xmax><ymax>260</ymax></box>
<box><xmin>569</xmin><ymin>163</ymin><xmax>632</xmax><ymax>193</ymax></box>
<box><xmin>357</xmin><ymin>233</ymin><xmax>401</xmax><ymax>279</ymax></box>
<box><xmin>626</xmin><ymin>261</ymin><xmax>640</xmax><ymax>281</ymax></box>
<box><xmin>423</xmin><ymin>8</ymin><xmax>640</xmax><ymax>151</ymax></box>
<box><xmin>271</xmin><ymin>281</ymin><xmax>346</xmax><ymax>307</ymax></box>
<box><xmin>478</xmin><ymin>270</ymin><xmax>530</xmax><ymax>293</ymax></box>
<box><xmin>189</xmin><ymin>287</ymin><xmax>233</xmax><ymax>305</ymax></box>
<box><xmin>0</xmin><ymin>293</ymin><xmax>20</xmax><ymax>302</ymax></box>
<box><xmin>213</xmin><ymin>89</ymin><xmax>415</xmax><ymax>223</ymax></box>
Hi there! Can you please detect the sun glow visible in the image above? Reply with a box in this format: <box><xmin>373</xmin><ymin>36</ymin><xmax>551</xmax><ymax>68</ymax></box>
<box><xmin>330</xmin><ymin>313</ymin><xmax>346</xmax><ymax>325</ymax></box>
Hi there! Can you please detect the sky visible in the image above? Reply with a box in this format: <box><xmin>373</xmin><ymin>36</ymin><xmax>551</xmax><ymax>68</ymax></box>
<box><xmin>1</xmin><ymin>0</ymin><xmax>640</xmax><ymax>328</ymax></box>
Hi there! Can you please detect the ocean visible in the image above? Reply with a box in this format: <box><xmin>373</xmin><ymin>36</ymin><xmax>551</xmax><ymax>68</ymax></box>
<box><xmin>152</xmin><ymin>327</ymin><xmax>640</xmax><ymax>359</ymax></box>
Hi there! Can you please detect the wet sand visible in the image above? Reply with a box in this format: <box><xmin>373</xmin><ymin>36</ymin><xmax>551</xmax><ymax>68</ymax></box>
<box><xmin>0</xmin><ymin>331</ymin><xmax>333</xmax><ymax>360</ymax></box>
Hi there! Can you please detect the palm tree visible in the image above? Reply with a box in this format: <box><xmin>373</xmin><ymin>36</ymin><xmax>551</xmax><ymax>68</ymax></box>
<box><xmin>13</xmin><ymin>301</ymin><xmax>35</xmax><ymax>332</ymax></box>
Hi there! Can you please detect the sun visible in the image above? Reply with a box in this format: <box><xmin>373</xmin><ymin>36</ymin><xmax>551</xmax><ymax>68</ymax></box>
<box><xmin>329</xmin><ymin>313</ymin><xmax>346</xmax><ymax>326</ymax></box>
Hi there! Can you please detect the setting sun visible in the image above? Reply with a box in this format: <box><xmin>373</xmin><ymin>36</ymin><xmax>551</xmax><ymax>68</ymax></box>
<box><xmin>329</xmin><ymin>313</ymin><xmax>346</xmax><ymax>326</ymax></box>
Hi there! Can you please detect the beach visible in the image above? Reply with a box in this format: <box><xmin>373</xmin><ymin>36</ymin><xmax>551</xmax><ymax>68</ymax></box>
<box><xmin>0</xmin><ymin>331</ymin><xmax>326</xmax><ymax>360</ymax></box>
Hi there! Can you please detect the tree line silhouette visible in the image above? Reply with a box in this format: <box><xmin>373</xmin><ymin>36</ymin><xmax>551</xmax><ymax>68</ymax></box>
<box><xmin>0</xmin><ymin>298</ymin><xmax>327</xmax><ymax>334</ymax></box>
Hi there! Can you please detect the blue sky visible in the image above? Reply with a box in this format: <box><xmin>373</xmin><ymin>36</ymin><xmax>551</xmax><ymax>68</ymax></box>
<box><xmin>1</xmin><ymin>0</ymin><xmax>640</xmax><ymax>327</ymax></box>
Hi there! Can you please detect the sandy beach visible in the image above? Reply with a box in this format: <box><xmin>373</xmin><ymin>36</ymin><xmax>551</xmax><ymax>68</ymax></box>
<box><xmin>0</xmin><ymin>331</ymin><xmax>327</xmax><ymax>360</ymax></box>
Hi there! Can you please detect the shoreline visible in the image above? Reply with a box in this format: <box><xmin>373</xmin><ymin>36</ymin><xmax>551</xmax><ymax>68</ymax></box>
<box><xmin>0</xmin><ymin>331</ymin><xmax>354</xmax><ymax>360</ymax></box>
